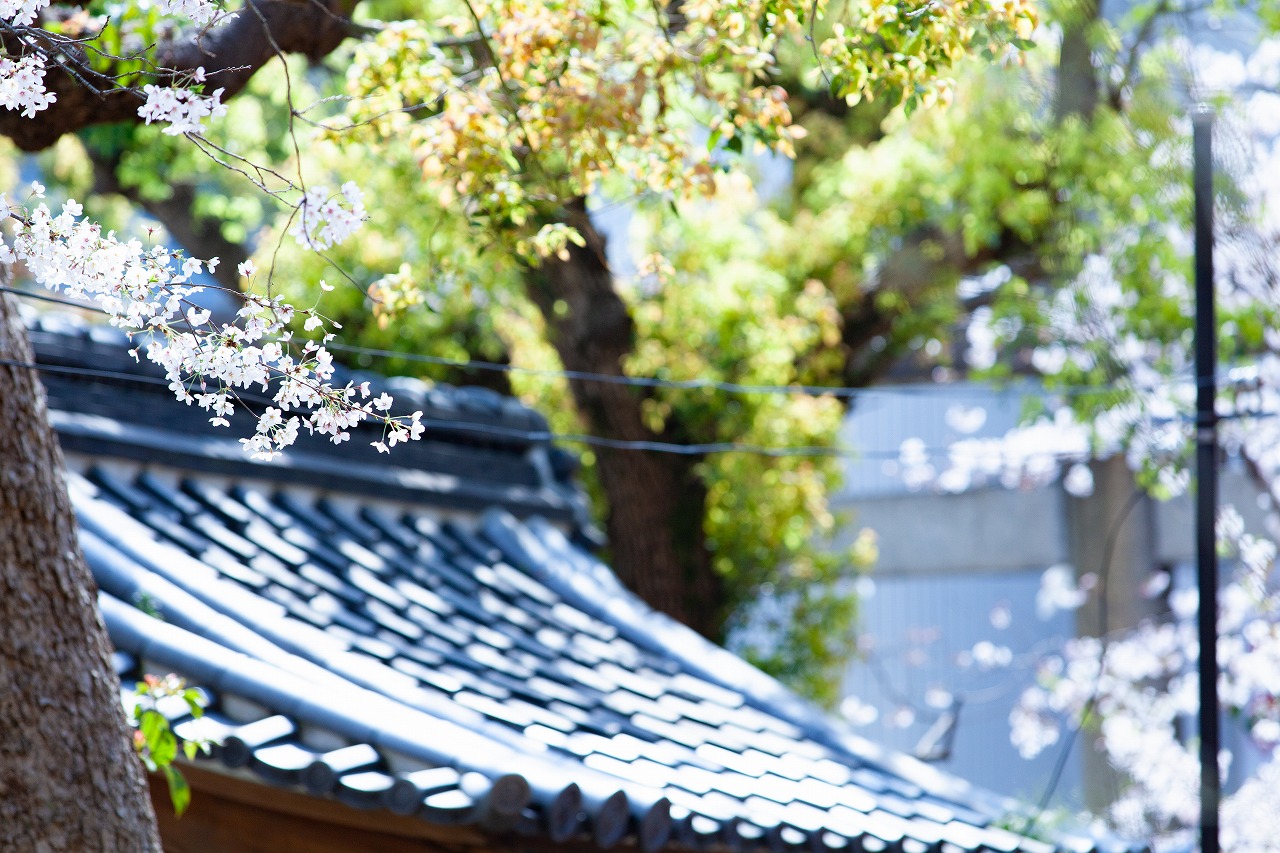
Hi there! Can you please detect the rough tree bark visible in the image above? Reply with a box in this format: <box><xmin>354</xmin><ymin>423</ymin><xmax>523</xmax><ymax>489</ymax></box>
<box><xmin>523</xmin><ymin>201</ymin><xmax>724</xmax><ymax>640</ymax></box>
<box><xmin>0</xmin><ymin>290</ymin><xmax>162</xmax><ymax>850</ymax></box>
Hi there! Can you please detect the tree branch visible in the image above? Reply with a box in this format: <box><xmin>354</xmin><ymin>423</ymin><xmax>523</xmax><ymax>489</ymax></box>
<box><xmin>825</xmin><ymin>225</ymin><xmax>1043</xmax><ymax>389</ymax></box>
<box><xmin>86</xmin><ymin>146</ymin><xmax>250</xmax><ymax>292</ymax></box>
<box><xmin>0</xmin><ymin>0</ymin><xmax>362</xmax><ymax>151</ymax></box>
<box><xmin>1108</xmin><ymin>0</ymin><xmax>1171</xmax><ymax>111</ymax></box>
<box><xmin>1054</xmin><ymin>0</ymin><xmax>1100</xmax><ymax>122</ymax></box>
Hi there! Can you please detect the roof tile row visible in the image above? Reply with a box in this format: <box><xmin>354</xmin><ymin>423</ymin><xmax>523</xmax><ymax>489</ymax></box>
<box><xmin>83</xmin><ymin>461</ymin><xmax>1130</xmax><ymax>853</ymax></box>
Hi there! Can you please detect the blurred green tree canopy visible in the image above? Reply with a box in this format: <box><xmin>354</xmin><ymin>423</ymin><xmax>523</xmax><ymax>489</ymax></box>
<box><xmin>36</xmin><ymin>0</ymin><xmax>1280</xmax><ymax>704</ymax></box>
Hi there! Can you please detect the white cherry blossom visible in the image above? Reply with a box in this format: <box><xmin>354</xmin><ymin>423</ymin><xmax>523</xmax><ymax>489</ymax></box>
<box><xmin>0</xmin><ymin>0</ymin><xmax>49</xmax><ymax>27</ymax></box>
<box><xmin>156</xmin><ymin>0</ymin><xmax>224</xmax><ymax>27</ymax></box>
<box><xmin>0</xmin><ymin>54</ymin><xmax>55</xmax><ymax>118</ymax></box>
<box><xmin>1</xmin><ymin>196</ymin><xmax>421</xmax><ymax>458</ymax></box>
<box><xmin>289</xmin><ymin>182</ymin><xmax>367</xmax><ymax>251</ymax></box>
<box><xmin>137</xmin><ymin>84</ymin><xmax>228</xmax><ymax>136</ymax></box>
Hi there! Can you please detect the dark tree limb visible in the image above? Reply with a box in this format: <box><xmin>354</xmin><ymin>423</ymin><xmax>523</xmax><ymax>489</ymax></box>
<box><xmin>1054</xmin><ymin>0</ymin><xmax>1100</xmax><ymax>122</ymax></box>
<box><xmin>1108</xmin><ymin>0</ymin><xmax>1170</xmax><ymax>111</ymax></box>
<box><xmin>827</xmin><ymin>224</ymin><xmax>1044</xmax><ymax>389</ymax></box>
<box><xmin>0</xmin><ymin>0</ymin><xmax>362</xmax><ymax>151</ymax></box>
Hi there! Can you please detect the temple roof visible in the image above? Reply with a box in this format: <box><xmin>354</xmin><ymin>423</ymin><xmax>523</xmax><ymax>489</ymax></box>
<box><xmin>29</xmin><ymin>312</ymin><xmax>1145</xmax><ymax>853</ymax></box>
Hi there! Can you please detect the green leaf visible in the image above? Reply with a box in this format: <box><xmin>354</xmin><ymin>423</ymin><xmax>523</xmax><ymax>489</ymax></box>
<box><xmin>163</xmin><ymin>765</ymin><xmax>192</xmax><ymax>818</ymax></box>
<box><xmin>153</xmin><ymin>728</ymin><xmax>178</xmax><ymax>766</ymax></box>
<box><xmin>828</xmin><ymin>73</ymin><xmax>845</xmax><ymax>100</ymax></box>
<box><xmin>139</xmin><ymin>709</ymin><xmax>165</xmax><ymax>745</ymax></box>
<box><xmin>182</xmin><ymin>688</ymin><xmax>204</xmax><ymax>717</ymax></box>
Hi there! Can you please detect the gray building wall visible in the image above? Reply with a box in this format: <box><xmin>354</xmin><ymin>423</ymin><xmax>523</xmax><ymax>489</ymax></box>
<box><xmin>833</xmin><ymin>384</ymin><xmax>1270</xmax><ymax>808</ymax></box>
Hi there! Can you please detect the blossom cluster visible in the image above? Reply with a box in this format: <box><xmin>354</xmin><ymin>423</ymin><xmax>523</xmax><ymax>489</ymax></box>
<box><xmin>289</xmin><ymin>182</ymin><xmax>367</xmax><ymax>251</ymax></box>
<box><xmin>0</xmin><ymin>0</ymin><xmax>229</xmax><ymax>133</ymax></box>
<box><xmin>157</xmin><ymin>0</ymin><xmax>224</xmax><ymax>27</ymax></box>
<box><xmin>138</xmin><ymin>83</ymin><xmax>228</xmax><ymax>136</ymax></box>
<box><xmin>0</xmin><ymin>0</ymin><xmax>47</xmax><ymax>27</ymax></box>
<box><xmin>0</xmin><ymin>0</ymin><xmax>411</xmax><ymax>454</ymax></box>
<box><xmin>0</xmin><ymin>0</ymin><xmax>56</xmax><ymax>119</ymax></box>
<box><xmin>0</xmin><ymin>52</ymin><xmax>54</xmax><ymax>118</ymax></box>
<box><xmin>2</xmin><ymin>190</ymin><xmax>421</xmax><ymax>460</ymax></box>
<box><xmin>1003</xmin><ymin>511</ymin><xmax>1280</xmax><ymax>850</ymax></box>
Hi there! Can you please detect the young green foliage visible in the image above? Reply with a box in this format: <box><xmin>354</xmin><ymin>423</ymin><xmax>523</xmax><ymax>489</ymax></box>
<box><xmin>131</xmin><ymin>674</ymin><xmax>212</xmax><ymax>818</ymax></box>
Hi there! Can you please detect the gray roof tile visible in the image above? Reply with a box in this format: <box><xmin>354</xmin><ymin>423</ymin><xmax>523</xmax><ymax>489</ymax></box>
<box><xmin>336</xmin><ymin>770</ymin><xmax>397</xmax><ymax>809</ymax></box>
<box><xmin>221</xmin><ymin>715</ymin><xmax>297</xmax><ymax>768</ymax></box>
<box><xmin>185</xmin><ymin>479</ymin><xmax>255</xmax><ymax>527</ymax></box>
<box><xmin>302</xmin><ymin>743</ymin><xmax>382</xmax><ymax>794</ymax></box>
<box><xmin>251</xmin><ymin>742</ymin><xmax>317</xmax><ymax>785</ymax></box>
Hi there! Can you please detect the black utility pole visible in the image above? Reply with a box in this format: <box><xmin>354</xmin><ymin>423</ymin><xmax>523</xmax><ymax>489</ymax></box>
<box><xmin>1193</xmin><ymin>107</ymin><xmax>1220</xmax><ymax>853</ymax></box>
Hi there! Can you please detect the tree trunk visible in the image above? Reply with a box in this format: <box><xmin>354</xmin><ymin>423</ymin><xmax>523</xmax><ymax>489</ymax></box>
<box><xmin>522</xmin><ymin>201</ymin><xmax>724</xmax><ymax>640</ymax></box>
<box><xmin>1055</xmin><ymin>0</ymin><xmax>1100</xmax><ymax>123</ymax></box>
<box><xmin>0</xmin><ymin>291</ymin><xmax>162</xmax><ymax>851</ymax></box>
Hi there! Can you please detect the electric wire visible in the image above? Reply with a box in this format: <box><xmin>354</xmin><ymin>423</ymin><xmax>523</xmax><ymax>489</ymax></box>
<box><xmin>2</xmin><ymin>285</ymin><xmax>94</xmax><ymax>309</ymax></box>
<box><xmin>2</xmin><ymin>354</ymin><xmax>1236</xmax><ymax>461</ymax></box>
<box><xmin>0</xmin><ymin>355</ymin><xmax>864</xmax><ymax>458</ymax></box>
<box><xmin>324</xmin><ymin>338</ymin><xmax>1148</xmax><ymax>401</ymax></box>
<box><xmin>0</xmin><ymin>283</ymin><xmax>1236</xmax><ymax>402</ymax></box>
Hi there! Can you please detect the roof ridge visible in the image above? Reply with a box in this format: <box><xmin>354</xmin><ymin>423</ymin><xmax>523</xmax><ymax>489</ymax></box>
<box><xmin>28</xmin><ymin>311</ymin><xmax>592</xmax><ymax>521</ymax></box>
<box><xmin>24</xmin><ymin>310</ymin><xmax>550</xmax><ymax>432</ymax></box>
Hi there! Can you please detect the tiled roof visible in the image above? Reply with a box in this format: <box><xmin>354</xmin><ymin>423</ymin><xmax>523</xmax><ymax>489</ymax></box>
<box><xmin>29</xmin><ymin>314</ymin><xmax>1146</xmax><ymax>853</ymax></box>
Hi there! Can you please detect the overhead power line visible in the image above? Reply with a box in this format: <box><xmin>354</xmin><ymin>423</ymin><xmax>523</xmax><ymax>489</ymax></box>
<box><xmin>323</xmin><ymin>339</ymin><xmax>1171</xmax><ymax>400</ymax></box>
<box><xmin>0</xmin><ymin>284</ymin><xmax>1252</xmax><ymax>405</ymax></box>
<box><xmin>1</xmin><ymin>355</ymin><xmax>1216</xmax><ymax>463</ymax></box>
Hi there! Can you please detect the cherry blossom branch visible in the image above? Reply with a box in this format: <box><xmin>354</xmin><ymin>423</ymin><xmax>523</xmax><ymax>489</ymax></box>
<box><xmin>0</xmin><ymin>0</ymin><xmax>363</xmax><ymax>150</ymax></box>
<box><xmin>0</xmin><ymin>187</ymin><xmax>404</xmax><ymax>459</ymax></box>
